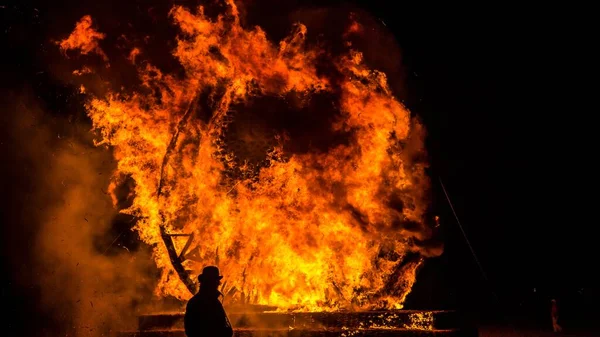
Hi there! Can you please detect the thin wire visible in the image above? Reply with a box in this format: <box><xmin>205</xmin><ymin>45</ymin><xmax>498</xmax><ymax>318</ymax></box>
<box><xmin>438</xmin><ymin>176</ymin><xmax>498</xmax><ymax>302</ymax></box>
<box><xmin>102</xmin><ymin>230</ymin><xmax>125</xmax><ymax>255</ymax></box>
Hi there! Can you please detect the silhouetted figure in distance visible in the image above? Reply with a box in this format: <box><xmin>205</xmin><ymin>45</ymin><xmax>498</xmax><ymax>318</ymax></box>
<box><xmin>185</xmin><ymin>266</ymin><xmax>233</xmax><ymax>337</ymax></box>
<box><xmin>551</xmin><ymin>298</ymin><xmax>562</xmax><ymax>332</ymax></box>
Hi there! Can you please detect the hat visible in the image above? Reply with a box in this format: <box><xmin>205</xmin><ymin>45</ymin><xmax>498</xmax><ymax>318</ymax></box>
<box><xmin>197</xmin><ymin>266</ymin><xmax>223</xmax><ymax>283</ymax></box>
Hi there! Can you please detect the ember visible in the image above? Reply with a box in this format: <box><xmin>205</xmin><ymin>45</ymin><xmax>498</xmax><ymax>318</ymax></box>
<box><xmin>58</xmin><ymin>0</ymin><xmax>441</xmax><ymax>312</ymax></box>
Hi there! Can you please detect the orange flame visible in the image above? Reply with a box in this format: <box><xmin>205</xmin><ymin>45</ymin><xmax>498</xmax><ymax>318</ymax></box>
<box><xmin>60</xmin><ymin>1</ymin><xmax>438</xmax><ymax>311</ymax></box>
<box><xmin>58</xmin><ymin>15</ymin><xmax>108</xmax><ymax>62</ymax></box>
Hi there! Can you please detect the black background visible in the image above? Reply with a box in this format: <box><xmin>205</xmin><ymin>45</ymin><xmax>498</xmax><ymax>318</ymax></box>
<box><xmin>1</xmin><ymin>0</ymin><xmax>593</xmax><ymax>336</ymax></box>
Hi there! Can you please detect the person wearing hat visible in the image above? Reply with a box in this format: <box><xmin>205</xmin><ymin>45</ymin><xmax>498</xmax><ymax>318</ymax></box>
<box><xmin>184</xmin><ymin>266</ymin><xmax>233</xmax><ymax>337</ymax></box>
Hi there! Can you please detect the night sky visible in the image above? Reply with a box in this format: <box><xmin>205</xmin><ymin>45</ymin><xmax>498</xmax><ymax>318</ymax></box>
<box><xmin>1</xmin><ymin>0</ymin><xmax>592</xmax><ymax>335</ymax></box>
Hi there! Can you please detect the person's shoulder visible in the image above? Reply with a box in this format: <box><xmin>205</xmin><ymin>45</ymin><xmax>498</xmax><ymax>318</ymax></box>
<box><xmin>187</xmin><ymin>294</ymin><xmax>215</xmax><ymax>308</ymax></box>
<box><xmin>186</xmin><ymin>294</ymin><xmax>201</xmax><ymax>307</ymax></box>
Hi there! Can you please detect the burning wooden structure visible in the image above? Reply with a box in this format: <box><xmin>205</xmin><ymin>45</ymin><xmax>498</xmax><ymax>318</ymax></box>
<box><xmin>59</xmin><ymin>2</ymin><xmax>450</xmax><ymax>332</ymax></box>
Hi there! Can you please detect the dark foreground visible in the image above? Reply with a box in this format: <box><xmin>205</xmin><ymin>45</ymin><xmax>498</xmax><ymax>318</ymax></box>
<box><xmin>115</xmin><ymin>326</ymin><xmax>600</xmax><ymax>337</ymax></box>
<box><xmin>117</xmin><ymin>310</ymin><xmax>600</xmax><ymax>337</ymax></box>
<box><xmin>479</xmin><ymin>326</ymin><xmax>600</xmax><ymax>337</ymax></box>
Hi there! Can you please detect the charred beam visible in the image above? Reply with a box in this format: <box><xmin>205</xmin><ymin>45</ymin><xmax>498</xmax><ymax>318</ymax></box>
<box><xmin>157</xmin><ymin>91</ymin><xmax>201</xmax><ymax>296</ymax></box>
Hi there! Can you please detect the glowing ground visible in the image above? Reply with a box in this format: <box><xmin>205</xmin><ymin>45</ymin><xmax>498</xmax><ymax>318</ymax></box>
<box><xmin>115</xmin><ymin>310</ymin><xmax>478</xmax><ymax>336</ymax></box>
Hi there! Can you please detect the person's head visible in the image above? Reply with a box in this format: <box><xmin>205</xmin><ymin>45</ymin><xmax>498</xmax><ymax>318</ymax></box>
<box><xmin>197</xmin><ymin>266</ymin><xmax>223</xmax><ymax>291</ymax></box>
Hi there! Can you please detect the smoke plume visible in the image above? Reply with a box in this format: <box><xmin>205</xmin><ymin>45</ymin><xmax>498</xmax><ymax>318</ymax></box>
<box><xmin>1</xmin><ymin>89</ymin><xmax>157</xmax><ymax>337</ymax></box>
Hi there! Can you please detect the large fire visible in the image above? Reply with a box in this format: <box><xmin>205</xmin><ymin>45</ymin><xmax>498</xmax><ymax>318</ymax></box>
<box><xmin>58</xmin><ymin>0</ymin><xmax>439</xmax><ymax>312</ymax></box>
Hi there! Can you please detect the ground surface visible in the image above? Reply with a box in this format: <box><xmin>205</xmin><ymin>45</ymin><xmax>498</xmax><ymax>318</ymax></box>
<box><xmin>479</xmin><ymin>326</ymin><xmax>600</xmax><ymax>337</ymax></box>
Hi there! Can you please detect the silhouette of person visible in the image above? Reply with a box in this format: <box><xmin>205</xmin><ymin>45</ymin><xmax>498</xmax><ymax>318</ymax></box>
<box><xmin>184</xmin><ymin>266</ymin><xmax>233</xmax><ymax>337</ymax></box>
<box><xmin>551</xmin><ymin>298</ymin><xmax>562</xmax><ymax>332</ymax></box>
